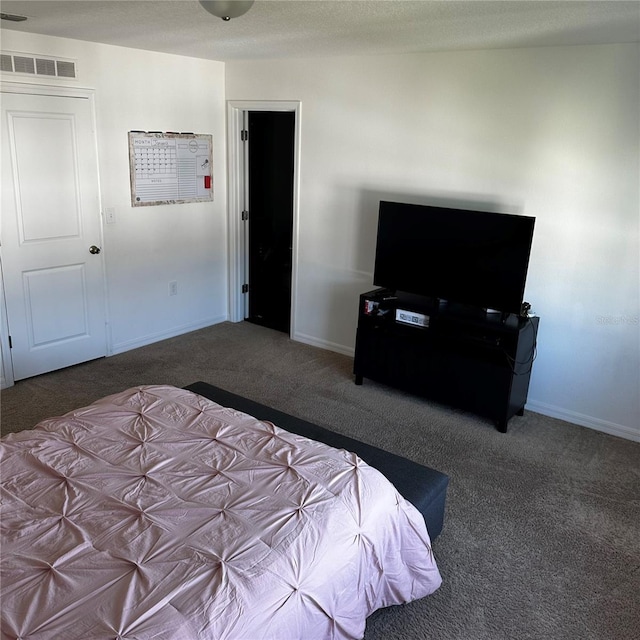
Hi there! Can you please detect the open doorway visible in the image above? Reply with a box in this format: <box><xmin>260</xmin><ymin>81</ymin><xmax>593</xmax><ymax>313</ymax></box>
<box><xmin>227</xmin><ymin>101</ymin><xmax>300</xmax><ymax>336</ymax></box>
<box><xmin>246</xmin><ymin>111</ymin><xmax>295</xmax><ymax>333</ymax></box>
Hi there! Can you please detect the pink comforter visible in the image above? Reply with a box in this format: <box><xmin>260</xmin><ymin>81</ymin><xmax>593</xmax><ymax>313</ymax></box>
<box><xmin>1</xmin><ymin>385</ymin><xmax>441</xmax><ymax>639</ymax></box>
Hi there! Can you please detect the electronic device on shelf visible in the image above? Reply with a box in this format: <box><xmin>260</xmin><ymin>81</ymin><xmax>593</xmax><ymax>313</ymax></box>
<box><xmin>373</xmin><ymin>201</ymin><xmax>535</xmax><ymax>317</ymax></box>
<box><xmin>395</xmin><ymin>308</ymin><xmax>430</xmax><ymax>328</ymax></box>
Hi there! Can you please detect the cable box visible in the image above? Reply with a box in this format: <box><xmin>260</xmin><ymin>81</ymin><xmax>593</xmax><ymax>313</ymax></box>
<box><xmin>395</xmin><ymin>308</ymin><xmax>430</xmax><ymax>328</ymax></box>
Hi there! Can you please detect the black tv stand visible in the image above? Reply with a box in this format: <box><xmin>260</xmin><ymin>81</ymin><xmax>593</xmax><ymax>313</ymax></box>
<box><xmin>354</xmin><ymin>288</ymin><xmax>539</xmax><ymax>432</ymax></box>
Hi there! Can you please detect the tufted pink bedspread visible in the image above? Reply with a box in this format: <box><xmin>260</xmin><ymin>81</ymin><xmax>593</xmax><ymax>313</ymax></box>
<box><xmin>1</xmin><ymin>385</ymin><xmax>441</xmax><ymax>639</ymax></box>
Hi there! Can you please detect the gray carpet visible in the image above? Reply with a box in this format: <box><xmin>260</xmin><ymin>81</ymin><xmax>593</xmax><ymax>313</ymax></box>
<box><xmin>2</xmin><ymin>321</ymin><xmax>638</xmax><ymax>639</ymax></box>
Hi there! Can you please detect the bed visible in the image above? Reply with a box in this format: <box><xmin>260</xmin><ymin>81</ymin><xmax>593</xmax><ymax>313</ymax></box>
<box><xmin>1</xmin><ymin>384</ymin><xmax>444</xmax><ymax>639</ymax></box>
<box><xmin>184</xmin><ymin>381</ymin><xmax>449</xmax><ymax>540</ymax></box>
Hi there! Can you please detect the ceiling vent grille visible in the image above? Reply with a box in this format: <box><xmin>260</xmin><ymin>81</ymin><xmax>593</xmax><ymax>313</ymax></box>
<box><xmin>1</xmin><ymin>51</ymin><xmax>77</xmax><ymax>80</ymax></box>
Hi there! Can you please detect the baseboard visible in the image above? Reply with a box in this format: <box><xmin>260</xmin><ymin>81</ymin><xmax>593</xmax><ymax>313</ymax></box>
<box><xmin>291</xmin><ymin>334</ymin><xmax>640</xmax><ymax>443</ymax></box>
<box><xmin>294</xmin><ymin>332</ymin><xmax>639</xmax><ymax>443</ymax></box>
<box><xmin>110</xmin><ymin>315</ymin><xmax>227</xmax><ymax>356</ymax></box>
<box><xmin>526</xmin><ymin>400</ymin><xmax>640</xmax><ymax>443</ymax></box>
<box><xmin>273</xmin><ymin>330</ymin><xmax>640</xmax><ymax>444</ymax></box>
<box><xmin>292</xmin><ymin>331</ymin><xmax>355</xmax><ymax>357</ymax></box>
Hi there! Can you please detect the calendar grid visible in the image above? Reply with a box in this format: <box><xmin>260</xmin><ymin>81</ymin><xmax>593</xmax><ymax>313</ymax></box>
<box><xmin>128</xmin><ymin>132</ymin><xmax>213</xmax><ymax>206</ymax></box>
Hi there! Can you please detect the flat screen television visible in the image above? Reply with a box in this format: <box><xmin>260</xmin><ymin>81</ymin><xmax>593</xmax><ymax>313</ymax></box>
<box><xmin>373</xmin><ymin>201</ymin><xmax>535</xmax><ymax>315</ymax></box>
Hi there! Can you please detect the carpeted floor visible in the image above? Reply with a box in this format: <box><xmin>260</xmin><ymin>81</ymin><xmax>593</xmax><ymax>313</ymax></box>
<box><xmin>2</xmin><ymin>321</ymin><xmax>639</xmax><ymax>639</ymax></box>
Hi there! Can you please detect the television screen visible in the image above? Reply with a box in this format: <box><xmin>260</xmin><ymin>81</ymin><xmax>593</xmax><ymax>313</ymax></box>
<box><xmin>373</xmin><ymin>202</ymin><xmax>535</xmax><ymax>315</ymax></box>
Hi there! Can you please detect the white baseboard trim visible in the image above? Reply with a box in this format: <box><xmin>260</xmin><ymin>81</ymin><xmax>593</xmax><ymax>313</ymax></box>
<box><xmin>110</xmin><ymin>316</ymin><xmax>228</xmax><ymax>356</ymax></box>
<box><xmin>295</xmin><ymin>332</ymin><xmax>639</xmax><ymax>443</ymax></box>
<box><xmin>292</xmin><ymin>332</ymin><xmax>355</xmax><ymax>357</ymax></box>
<box><xmin>526</xmin><ymin>400</ymin><xmax>640</xmax><ymax>443</ymax></box>
<box><xmin>276</xmin><ymin>331</ymin><xmax>640</xmax><ymax>444</ymax></box>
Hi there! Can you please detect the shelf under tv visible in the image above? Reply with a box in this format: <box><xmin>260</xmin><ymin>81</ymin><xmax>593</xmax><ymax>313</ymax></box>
<box><xmin>353</xmin><ymin>288</ymin><xmax>539</xmax><ymax>432</ymax></box>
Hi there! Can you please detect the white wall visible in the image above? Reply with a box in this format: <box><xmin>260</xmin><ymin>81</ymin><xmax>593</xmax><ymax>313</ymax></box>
<box><xmin>226</xmin><ymin>44</ymin><xmax>640</xmax><ymax>441</ymax></box>
<box><xmin>1</xmin><ymin>31</ymin><xmax>228</xmax><ymax>356</ymax></box>
<box><xmin>2</xmin><ymin>32</ymin><xmax>637</xmax><ymax>440</ymax></box>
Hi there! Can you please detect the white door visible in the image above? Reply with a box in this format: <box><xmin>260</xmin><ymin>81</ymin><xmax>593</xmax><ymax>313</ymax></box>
<box><xmin>1</xmin><ymin>89</ymin><xmax>106</xmax><ymax>381</ymax></box>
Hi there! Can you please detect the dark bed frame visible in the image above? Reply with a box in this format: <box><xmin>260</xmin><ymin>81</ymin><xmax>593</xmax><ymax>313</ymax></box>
<box><xmin>185</xmin><ymin>382</ymin><xmax>449</xmax><ymax>540</ymax></box>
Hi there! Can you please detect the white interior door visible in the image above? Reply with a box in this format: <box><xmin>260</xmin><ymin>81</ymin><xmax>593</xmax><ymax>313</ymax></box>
<box><xmin>1</xmin><ymin>88</ymin><xmax>106</xmax><ymax>381</ymax></box>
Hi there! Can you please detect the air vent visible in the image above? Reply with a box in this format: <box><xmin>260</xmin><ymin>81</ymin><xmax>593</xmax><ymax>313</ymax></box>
<box><xmin>56</xmin><ymin>60</ymin><xmax>76</xmax><ymax>78</ymax></box>
<box><xmin>0</xmin><ymin>54</ymin><xmax>13</xmax><ymax>73</ymax></box>
<box><xmin>1</xmin><ymin>51</ymin><xmax>77</xmax><ymax>80</ymax></box>
<box><xmin>13</xmin><ymin>55</ymin><xmax>35</xmax><ymax>74</ymax></box>
<box><xmin>35</xmin><ymin>57</ymin><xmax>56</xmax><ymax>76</ymax></box>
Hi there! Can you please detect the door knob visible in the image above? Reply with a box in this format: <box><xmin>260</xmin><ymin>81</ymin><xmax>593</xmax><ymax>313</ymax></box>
<box><xmin>89</xmin><ymin>245</ymin><xmax>101</xmax><ymax>254</ymax></box>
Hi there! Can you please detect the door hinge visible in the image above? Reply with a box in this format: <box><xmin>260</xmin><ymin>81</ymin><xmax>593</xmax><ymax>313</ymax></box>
<box><xmin>242</xmin><ymin>284</ymin><xmax>249</xmax><ymax>294</ymax></box>
<box><xmin>8</xmin><ymin>335</ymin><xmax>12</xmax><ymax>349</ymax></box>
<box><xmin>241</xmin><ymin>210</ymin><xmax>249</xmax><ymax>221</ymax></box>
<box><xmin>241</xmin><ymin>129</ymin><xmax>248</xmax><ymax>141</ymax></box>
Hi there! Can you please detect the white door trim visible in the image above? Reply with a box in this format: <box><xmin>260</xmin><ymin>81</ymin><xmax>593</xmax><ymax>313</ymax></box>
<box><xmin>1</xmin><ymin>80</ymin><xmax>93</xmax><ymax>100</ymax></box>
<box><xmin>0</xmin><ymin>81</ymin><xmax>109</xmax><ymax>387</ymax></box>
<box><xmin>0</xmin><ymin>257</ymin><xmax>14</xmax><ymax>388</ymax></box>
<box><xmin>226</xmin><ymin>100</ymin><xmax>301</xmax><ymax>337</ymax></box>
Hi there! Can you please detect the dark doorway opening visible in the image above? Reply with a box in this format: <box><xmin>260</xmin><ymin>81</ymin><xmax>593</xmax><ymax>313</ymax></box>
<box><xmin>246</xmin><ymin>111</ymin><xmax>295</xmax><ymax>333</ymax></box>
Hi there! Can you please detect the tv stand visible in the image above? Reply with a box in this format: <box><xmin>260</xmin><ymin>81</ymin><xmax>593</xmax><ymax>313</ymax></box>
<box><xmin>354</xmin><ymin>288</ymin><xmax>539</xmax><ymax>432</ymax></box>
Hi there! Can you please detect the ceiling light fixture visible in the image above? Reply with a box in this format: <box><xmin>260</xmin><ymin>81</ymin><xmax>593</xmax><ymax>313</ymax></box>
<box><xmin>198</xmin><ymin>1</ymin><xmax>255</xmax><ymax>21</ymax></box>
<box><xmin>1</xmin><ymin>13</ymin><xmax>28</xmax><ymax>22</ymax></box>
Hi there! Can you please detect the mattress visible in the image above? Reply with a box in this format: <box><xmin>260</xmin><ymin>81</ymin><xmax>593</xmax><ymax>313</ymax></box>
<box><xmin>184</xmin><ymin>381</ymin><xmax>450</xmax><ymax>540</ymax></box>
<box><xmin>1</xmin><ymin>385</ymin><xmax>442</xmax><ymax>639</ymax></box>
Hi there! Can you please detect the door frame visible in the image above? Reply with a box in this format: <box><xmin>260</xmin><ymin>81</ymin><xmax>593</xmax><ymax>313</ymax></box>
<box><xmin>0</xmin><ymin>257</ymin><xmax>14</xmax><ymax>388</ymax></box>
<box><xmin>226</xmin><ymin>100</ymin><xmax>301</xmax><ymax>335</ymax></box>
<box><xmin>0</xmin><ymin>81</ymin><xmax>108</xmax><ymax>388</ymax></box>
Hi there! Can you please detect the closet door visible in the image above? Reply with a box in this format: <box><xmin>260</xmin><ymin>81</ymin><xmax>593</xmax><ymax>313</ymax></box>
<box><xmin>1</xmin><ymin>89</ymin><xmax>106</xmax><ymax>380</ymax></box>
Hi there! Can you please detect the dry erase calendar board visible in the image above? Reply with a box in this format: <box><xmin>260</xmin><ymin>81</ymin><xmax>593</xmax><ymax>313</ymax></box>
<box><xmin>128</xmin><ymin>132</ymin><xmax>213</xmax><ymax>207</ymax></box>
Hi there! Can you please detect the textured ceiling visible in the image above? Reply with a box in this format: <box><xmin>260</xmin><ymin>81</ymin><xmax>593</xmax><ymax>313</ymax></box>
<box><xmin>1</xmin><ymin>1</ymin><xmax>639</xmax><ymax>61</ymax></box>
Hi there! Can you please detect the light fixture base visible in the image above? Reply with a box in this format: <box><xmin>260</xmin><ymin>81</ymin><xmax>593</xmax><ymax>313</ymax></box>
<box><xmin>198</xmin><ymin>1</ymin><xmax>255</xmax><ymax>21</ymax></box>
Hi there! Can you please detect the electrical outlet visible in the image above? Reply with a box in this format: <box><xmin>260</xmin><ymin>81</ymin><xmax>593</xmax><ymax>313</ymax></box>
<box><xmin>169</xmin><ymin>281</ymin><xmax>178</xmax><ymax>296</ymax></box>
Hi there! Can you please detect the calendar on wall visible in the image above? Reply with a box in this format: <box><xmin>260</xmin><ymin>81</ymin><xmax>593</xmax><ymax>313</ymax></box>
<box><xmin>128</xmin><ymin>131</ymin><xmax>213</xmax><ymax>207</ymax></box>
